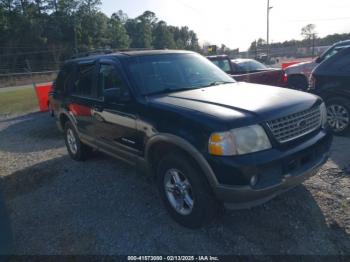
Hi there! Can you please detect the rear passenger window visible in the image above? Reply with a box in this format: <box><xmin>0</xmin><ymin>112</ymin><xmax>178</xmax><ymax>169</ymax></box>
<box><xmin>72</xmin><ymin>63</ymin><xmax>97</xmax><ymax>98</ymax></box>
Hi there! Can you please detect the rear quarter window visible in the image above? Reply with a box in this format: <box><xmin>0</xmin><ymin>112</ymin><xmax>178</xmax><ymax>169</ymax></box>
<box><xmin>55</xmin><ymin>66</ymin><xmax>69</xmax><ymax>93</ymax></box>
<box><xmin>53</xmin><ymin>63</ymin><xmax>77</xmax><ymax>95</ymax></box>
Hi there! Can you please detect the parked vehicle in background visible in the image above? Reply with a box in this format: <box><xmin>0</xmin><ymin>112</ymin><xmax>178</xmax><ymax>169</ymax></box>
<box><xmin>52</xmin><ymin>50</ymin><xmax>331</xmax><ymax>228</ymax></box>
<box><xmin>309</xmin><ymin>47</ymin><xmax>350</xmax><ymax>135</ymax></box>
<box><xmin>286</xmin><ymin>39</ymin><xmax>350</xmax><ymax>90</ymax></box>
<box><xmin>207</xmin><ymin>55</ymin><xmax>287</xmax><ymax>87</ymax></box>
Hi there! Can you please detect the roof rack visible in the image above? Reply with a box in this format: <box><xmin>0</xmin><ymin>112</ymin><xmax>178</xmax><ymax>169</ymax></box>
<box><xmin>70</xmin><ymin>49</ymin><xmax>113</xmax><ymax>59</ymax></box>
<box><xmin>70</xmin><ymin>48</ymin><xmax>157</xmax><ymax>59</ymax></box>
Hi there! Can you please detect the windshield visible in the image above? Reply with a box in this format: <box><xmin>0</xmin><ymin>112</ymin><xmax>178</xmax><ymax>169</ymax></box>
<box><xmin>210</xmin><ymin>59</ymin><xmax>232</xmax><ymax>73</ymax></box>
<box><xmin>126</xmin><ymin>53</ymin><xmax>235</xmax><ymax>95</ymax></box>
<box><xmin>235</xmin><ymin>60</ymin><xmax>267</xmax><ymax>72</ymax></box>
<box><xmin>321</xmin><ymin>45</ymin><xmax>350</xmax><ymax>61</ymax></box>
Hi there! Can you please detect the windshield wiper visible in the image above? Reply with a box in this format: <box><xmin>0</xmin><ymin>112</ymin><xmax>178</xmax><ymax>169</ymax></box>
<box><xmin>145</xmin><ymin>87</ymin><xmax>200</xmax><ymax>96</ymax></box>
<box><xmin>202</xmin><ymin>81</ymin><xmax>234</xmax><ymax>87</ymax></box>
<box><xmin>144</xmin><ymin>81</ymin><xmax>234</xmax><ymax>96</ymax></box>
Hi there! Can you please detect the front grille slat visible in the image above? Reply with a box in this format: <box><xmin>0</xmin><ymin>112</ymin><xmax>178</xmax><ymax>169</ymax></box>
<box><xmin>267</xmin><ymin>106</ymin><xmax>321</xmax><ymax>143</ymax></box>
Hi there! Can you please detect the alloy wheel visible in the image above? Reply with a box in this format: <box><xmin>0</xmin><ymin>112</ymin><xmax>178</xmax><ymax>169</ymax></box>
<box><xmin>327</xmin><ymin>104</ymin><xmax>349</xmax><ymax>132</ymax></box>
<box><xmin>67</xmin><ymin>128</ymin><xmax>78</xmax><ymax>154</ymax></box>
<box><xmin>164</xmin><ymin>168</ymin><xmax>194</xmax><ymax>216</ymax></box>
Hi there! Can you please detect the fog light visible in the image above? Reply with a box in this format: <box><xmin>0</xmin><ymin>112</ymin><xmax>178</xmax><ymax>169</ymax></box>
<box><xmin>250</xmin><ymin>175</ymin><xmax>258</xmax><ymax>187</ymax></box>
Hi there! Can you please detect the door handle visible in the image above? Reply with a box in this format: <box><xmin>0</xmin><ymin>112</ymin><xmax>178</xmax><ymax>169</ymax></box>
<box><xmin>93</xmin><ymin>112</ymin><xmax>105</xmax><ymax>122</ymax></box>
<box><xmin>93</xmin><ymin>105</ymin><xmax>104</xmax><ymax>112</ymax></box>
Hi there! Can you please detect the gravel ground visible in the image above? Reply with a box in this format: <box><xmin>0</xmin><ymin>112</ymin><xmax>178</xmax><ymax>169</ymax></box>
<box><xmin>0</xmin><ymin>111</ymin><xmax>349</xmax><ymax>255</ymax></box>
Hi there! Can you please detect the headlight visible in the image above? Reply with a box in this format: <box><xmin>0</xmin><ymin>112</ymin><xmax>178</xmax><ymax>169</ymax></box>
<box><xmin>208</xmin><ymin>125</ymin><xmax>271</xmax><ymax>156</ymax></box>
<box><xmin>320</xmin><ymin>102</ymin><xmax>327</xmax><ymax>128</ymax></box>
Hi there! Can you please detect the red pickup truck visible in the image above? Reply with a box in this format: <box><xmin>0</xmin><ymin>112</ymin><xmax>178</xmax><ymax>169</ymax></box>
<box><xmin>207</xmin><ymin>55</ymin><xmax>288</xmax><ymax>87</ymax></box>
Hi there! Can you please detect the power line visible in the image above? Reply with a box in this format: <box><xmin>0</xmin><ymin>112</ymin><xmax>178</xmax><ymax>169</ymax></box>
<box><xmin>288</xmin><ymin>16</ymin><xmax>350</xmax><ymax>22</ymax></box>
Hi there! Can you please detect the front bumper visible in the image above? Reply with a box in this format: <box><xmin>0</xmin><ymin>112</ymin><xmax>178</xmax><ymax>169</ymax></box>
<box><xmin>208</xmin><ymin>130</ymin><xmax>332</xmax><ymax>207</ymax></box>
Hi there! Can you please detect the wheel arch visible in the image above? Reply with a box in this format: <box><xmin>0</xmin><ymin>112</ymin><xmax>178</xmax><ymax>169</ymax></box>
<box><xmin>323</xmin><ymin>94</ymin><xmax>350</xmax><ymax>104</ymax></box>
<box><xmin>58</xmin><ymin>111</ymin><xmax>77</xmax><ymax>132</ymax></box>
<box><xmin>145</xmin><ymin>134</ymin><xmax>218</xmax><ymax>188</ymax></box>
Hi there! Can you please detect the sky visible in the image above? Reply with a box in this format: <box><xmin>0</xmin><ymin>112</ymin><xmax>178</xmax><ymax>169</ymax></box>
<box><xmin>101</xmin><ymin>0</ymin><xmax>350</xmax><ymax>51</ymax></box>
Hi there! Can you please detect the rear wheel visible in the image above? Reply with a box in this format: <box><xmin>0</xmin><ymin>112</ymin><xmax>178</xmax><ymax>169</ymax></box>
<box><xmin>64</xmin><ymin>122</ymin><xmax>92</xmax><ymax>161</ymax></box>
<box><xmin>326</xmin><ymin>97</ymin><xmax>350</xmax><ymax>136</ymax></box>
<box><xmin>156</xmin><ymin>153</ymin><xmax>220</xmax><ymax>228</ymax></box>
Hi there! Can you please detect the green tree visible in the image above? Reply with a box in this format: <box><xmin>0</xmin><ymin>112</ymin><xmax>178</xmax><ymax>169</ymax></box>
<box><xmin>125</xmin><ymin>12</ymin><xmax>153</xmax><ymax>48</ymax></box>
<box><xmin>107</xmin><ymin>13</ymin><xmax>130</xmax><ymax>48</ymax></box>
<box><xmin>188</xmin><ymin>30</ymin><xmax>200</xmax><ymax>51</ymax></box>
<box><xmin>0</xmin><ymin>5</ymin><xmax>203</xmax><ymax>73</ymax></box>
<box><xmin>152</xmin><ymin>21</ymin><xmax>176</xmax><ymax>49</ymax></box>
<box><xmin>301</xmin><ymin>24</ymin><xmax>317</xmax><ymax>40</ymax></box>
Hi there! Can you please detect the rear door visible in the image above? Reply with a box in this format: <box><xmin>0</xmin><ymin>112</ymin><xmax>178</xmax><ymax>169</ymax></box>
<box><xmin>92</xmin><ymin>59</ymin><xmax>143</xmax><ymax>163</ymax></box>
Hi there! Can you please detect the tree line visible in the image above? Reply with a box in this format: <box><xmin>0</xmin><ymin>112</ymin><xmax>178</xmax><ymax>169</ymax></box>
<box><xmin>249</xmin><ymin>24</ymin><xmax>350</xmax><ymax>56</ymax></box>
<box><xmin>0</xmin><ymin>0</ymin><xmax>200</xmax><ymax>73</ymax></box>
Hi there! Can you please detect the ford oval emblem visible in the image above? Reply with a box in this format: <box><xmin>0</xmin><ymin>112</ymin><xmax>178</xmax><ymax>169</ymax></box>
<box><xmin>297</xmin><ymin>119</ymin><xmax>307</xmax><ymax>127</ymax></box>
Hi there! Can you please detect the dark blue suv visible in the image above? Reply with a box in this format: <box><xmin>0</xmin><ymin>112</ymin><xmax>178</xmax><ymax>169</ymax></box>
<box><xmin>52</xmin><ymin>50</ymin><xmax>332</xmax><ymax>228</ymax></box>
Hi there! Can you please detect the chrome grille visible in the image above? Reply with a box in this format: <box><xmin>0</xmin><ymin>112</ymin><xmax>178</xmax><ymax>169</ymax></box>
<box><xmin>267</xmin><ymin>106</ymin><xmax>321</xmax><ymax>143</ymax></box>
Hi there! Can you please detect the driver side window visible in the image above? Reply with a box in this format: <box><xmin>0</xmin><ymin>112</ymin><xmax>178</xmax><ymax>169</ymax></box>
<box><xmin>98</xmin><ymin>64</ymin><xmax>129</xmax><ymax>99</ymax></box>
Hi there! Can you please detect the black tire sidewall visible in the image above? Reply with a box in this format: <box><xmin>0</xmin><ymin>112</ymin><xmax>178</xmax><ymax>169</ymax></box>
<box><xmin>326</xmin><ymin>97</ymin><xmax>350</xmax><ymax>136</ymax></box>
<box><xmin>156</xmin><ymin>153</ymin><xmax>218</xmax><ymax>228</ymax></box>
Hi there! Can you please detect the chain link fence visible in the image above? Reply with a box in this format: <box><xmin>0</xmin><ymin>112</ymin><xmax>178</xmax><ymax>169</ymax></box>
<box><xmin>0</xmin><ymin>71</ymin><xmax>58</xmax><ymax>88</ymax></box>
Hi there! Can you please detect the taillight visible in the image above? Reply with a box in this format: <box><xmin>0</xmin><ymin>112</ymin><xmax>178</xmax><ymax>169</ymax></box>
<box><xmin>282</xmin><ymin>72</ymin><xmax>288</xmax><ymax>84</ymax></box>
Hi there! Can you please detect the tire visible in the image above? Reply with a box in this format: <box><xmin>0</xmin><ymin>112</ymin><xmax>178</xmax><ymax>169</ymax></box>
<box><xmin>64</xmin><ymin>121</ymin><xmax>92</xmax><ymax>161</ymax></box>
<box><xmin>156</xmin><ymin>153</ymin><xmax>220</xmax><ymax>228</ymax></box>
<box><xmin>326</xmin><ymin>97</ymin><xmax>350</xmax><ymax>136</ymax></box>
<box><xmin>288</xmin><ymin>75</ymin><xmax>308</xmax><ymax>91</ymax></box>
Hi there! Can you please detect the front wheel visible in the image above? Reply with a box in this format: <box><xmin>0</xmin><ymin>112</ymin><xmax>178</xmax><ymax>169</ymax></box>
<box><xmin>156</xmin><ymin>153</ymin><xmax>220</xmax><ymax>228</ymax></box>
<box><xmin>326</xmin><ymin>97</ymin><xmax>350</xmax><ymax>136</ymax></box>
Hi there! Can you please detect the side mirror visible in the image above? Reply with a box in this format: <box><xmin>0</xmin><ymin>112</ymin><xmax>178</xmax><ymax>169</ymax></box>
<box><xmin>315</xmin><ymin>56</ymin><xmax>322</xmax><ymax>63</ymax></box>
<box><xmin>104</xmin><ymin>88</ymin><xmax>121</xmax><ymax>103</ymax></box>
<box><xmin>104</xmin><ymin>88</ymin><xmax>131</xmax><ymax>104</ymax></box>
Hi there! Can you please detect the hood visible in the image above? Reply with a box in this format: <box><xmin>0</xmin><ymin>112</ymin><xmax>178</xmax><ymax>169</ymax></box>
<box><xmin>288</xmin><ymin>61</ymin><xmax>313</xmax><ymax>68</ymax></box>
<box><xmin>285</xmin><ymin>60</ymin><xmax>316</xmax><ymax>74</ymax></box>
<box><xmin>149</xmin><ymin>82</ymin><xmax>320</xmax><ymax>124</ymax></box>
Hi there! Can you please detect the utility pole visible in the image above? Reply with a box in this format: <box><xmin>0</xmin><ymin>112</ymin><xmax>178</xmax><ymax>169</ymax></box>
<box><xmin>267</xmin><ymin>0</ymin><xmax>273</xmax><ymax>63</ymax></box>
<box><xmin>312</xmin><ymin>33</ymin><xmax>316</xmax><ymax>58</ymax></box>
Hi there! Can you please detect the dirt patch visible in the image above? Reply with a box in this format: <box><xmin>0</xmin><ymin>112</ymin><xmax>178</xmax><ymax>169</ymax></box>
<box><xmin>0</xmin><ymin>112</ymin><xmax>349</xmax><ymax>255</ymax></box>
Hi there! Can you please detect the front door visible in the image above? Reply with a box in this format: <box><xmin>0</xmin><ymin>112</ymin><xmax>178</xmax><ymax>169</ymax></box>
<box><xmin>92</xmin><ymin>60</ymin><xmax>143</xmax><ymax>163</ymax></box>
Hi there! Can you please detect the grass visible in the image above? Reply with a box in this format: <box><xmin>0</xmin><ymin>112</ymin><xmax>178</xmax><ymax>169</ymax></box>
<box><xmin>0</xmin><ymin>87</ymin><xmax>38</xmax><ymax>115</ymax></box>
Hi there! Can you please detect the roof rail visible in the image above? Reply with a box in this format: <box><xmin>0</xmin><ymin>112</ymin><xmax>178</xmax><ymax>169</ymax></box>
<box><xmin>117</xmin><ymin>48</ymin><xmax>156</xmax><ymax>52</ymax></box>
<box><xmin>70</xmin><ymin>47</ymin><xmax>158</xmax><ymax>59</ymax></box>
<box><xmin>70</xmin><ymin>49</ymin><xmax>114</xmax><ymax>59</ymax></box>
